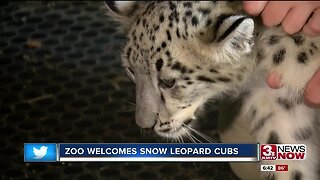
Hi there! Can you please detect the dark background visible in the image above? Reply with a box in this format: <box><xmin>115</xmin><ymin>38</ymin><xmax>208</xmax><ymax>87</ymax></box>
<box><xmin>0</xmin><ymin>1</ymin><xmax>239</xmax><ymax>179</ymax></box>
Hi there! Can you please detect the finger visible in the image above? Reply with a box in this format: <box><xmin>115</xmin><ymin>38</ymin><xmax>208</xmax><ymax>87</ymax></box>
<box><xmin>261</xmin><ymin>2</ymin><xmax>291</xmax><ymax>27</ymax></box>
<box><xmin>243</xmin><ymin>1</ymin><xmax>268</xmax><ymax>16</ymax></box>
<box><xmin>304</xmin><ymin>68</ymin><xmax>320</xmax><ymax>107</ymax></box>
<box><xmin>281</xmin><ymin>5</ymin><xmax>315</xmax><ymax>35</ymax></box>
<box><xmin>303</xmin><ymin>8</ymin><xmax>320</xmax><ymax>37</ymax></box>
<box><xmin>266</xmin><ymin>72</ymin><xmax>283</xmax><ymax>89</ymax></box>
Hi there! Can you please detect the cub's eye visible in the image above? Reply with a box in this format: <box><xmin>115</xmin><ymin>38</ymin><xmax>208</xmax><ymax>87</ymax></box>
<box><xmin>159</xmin><ymin>78</ymin><xmax>175</xmax><ymax>88</ymax></box>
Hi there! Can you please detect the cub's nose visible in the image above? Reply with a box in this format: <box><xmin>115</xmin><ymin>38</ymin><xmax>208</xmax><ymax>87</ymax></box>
<box><xmin>135</xmin><ymin>112</ymin><xmax>157</xmax><ymax>129</ymax></box>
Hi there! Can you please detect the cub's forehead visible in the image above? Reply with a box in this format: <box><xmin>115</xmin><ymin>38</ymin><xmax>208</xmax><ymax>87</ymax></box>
<box><xmin>123</xmin><ymin>5</ymin><xmax>176</xmax><ymax>66</ymax></box>
<box><xmin>121</xmin><ymin>1</ymin><xmax>238</xmax><ymax>66</ymax></box>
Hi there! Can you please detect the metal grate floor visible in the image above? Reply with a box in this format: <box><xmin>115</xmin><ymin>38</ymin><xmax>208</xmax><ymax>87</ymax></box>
<box><xmin>0</xmin><ymin>1</ymin><xmax>239</xmax><ymax>179</ymax></box>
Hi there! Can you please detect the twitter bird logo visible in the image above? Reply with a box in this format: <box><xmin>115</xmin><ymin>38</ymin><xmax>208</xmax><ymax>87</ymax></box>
<box><xmin>33</xmin><ymin>146</ymin><xmax>48</xmax><ymax>159</ymax></box>
<box><xmin>24</xmin><ymin>143</ymin><xmax>56</xmax><ymax>162</ymax></box>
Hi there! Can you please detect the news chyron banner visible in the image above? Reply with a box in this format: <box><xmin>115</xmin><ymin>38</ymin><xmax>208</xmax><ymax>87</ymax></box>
<box><xmin>24</xmin><ymin>143</ymin><xmax>259</xmax><ymax>162</ymax></box>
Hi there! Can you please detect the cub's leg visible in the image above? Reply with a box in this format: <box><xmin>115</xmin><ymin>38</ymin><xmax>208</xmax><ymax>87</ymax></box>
<box><xmin>241</xmin><ymin>85</ymin><xmax>320</xmax><ymax>180</ymax></box>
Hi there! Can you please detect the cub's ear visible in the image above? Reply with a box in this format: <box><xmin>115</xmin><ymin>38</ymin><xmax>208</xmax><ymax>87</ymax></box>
<box><xmin>198</xmin><ymin>15</ymin><xmax>255</xmax><ymax>61</ymax></box>
<box><xmin>104</xmin><ymin>1</ymin><xmax>137</xmax><ymax>17</ymax></box>
<box><xmin>214</xmin><ymin>15</ymin><xmax>254</xmax><ymax>54</ymax></box>
<box><xmin>104</xmin><ymin>1</ymin><xmax>139</xmax><ymax>32</ymax></box>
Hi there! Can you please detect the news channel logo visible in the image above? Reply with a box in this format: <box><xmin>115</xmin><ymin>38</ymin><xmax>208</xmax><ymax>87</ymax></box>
<box><xmin>24</xmin><ymin>143</ymin><xmax>57</xmax><ymax>162</ymax></box>
<box><xmin>260</xmin><ymin>144</ymin><xmax>306</xmax><ymax>160</ymax></box>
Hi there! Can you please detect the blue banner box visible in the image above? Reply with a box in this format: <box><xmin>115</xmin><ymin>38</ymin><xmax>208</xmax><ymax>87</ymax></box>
<box><xmin>59</xmin><ymin>143</ymin><xmax>259</xmax><ymax>162</ymax></box>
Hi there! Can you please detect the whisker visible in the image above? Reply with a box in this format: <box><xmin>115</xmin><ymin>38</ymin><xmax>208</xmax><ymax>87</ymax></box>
<box><xmin>183</xmin><ymin>128</ymin><xmax>196</xmax><ymax>143</ymax></box>
<box><xmin>183</xmin><ymin>124</ymin><xmax>216</xmax><ymax>143</ymax></box>
<box><xmin>184</xmin><ymin>130</ymin><xmax>196</xmax><ymax>143</ymax></box>
<box><xmin>184</xmin><ymin>124</ymin><xmax>214</xmax><ymax>142</ymax></box>
<box><xmin>188</xmin><ymin>132</ymin><xmax>203</xmax><ymax>143</ymax></box>
<box><xmin>177</xmin><ymin>136</ymin><xmax>180</xmax><ymax>143</ymax></box>
<box><xmin>122</xmin><ymin>100</ymin><xmax>136</xmax><ymax>106</ymax></box>
<box><xmin>179</xmin><ymin>135</ymin><xmax>184</xmax><ymax>143</ymax></box>
<box><xmin>194</xmin><ymin>130</ymin><xmax>216</xmax><ymax>143</ymax></box>
<box><xmin>191</xmin><ymin>129</ymin><xmax>214</xmax><ymax>143</ymax></box>
<box><xmin>182</xmin><ymin>128</ymin><xmax>199</xmax><ymax>169</ymax></box>
<box><xmin>185</xmin><ymin>128</ymin><xmax>202</xmax><ymax>143</ymax></box>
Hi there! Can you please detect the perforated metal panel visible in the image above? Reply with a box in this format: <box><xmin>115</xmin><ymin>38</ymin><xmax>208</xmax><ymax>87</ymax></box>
<box><xmin>0</xmin><ymin>1</ymin><xmax>239</xmax><ymax>179</ymax></box>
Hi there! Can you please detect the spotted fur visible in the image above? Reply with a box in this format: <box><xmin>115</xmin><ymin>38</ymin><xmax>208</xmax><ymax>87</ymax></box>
<box><xmin>105</xmin><ymin>1</ymin><xmax>320</xmax><ymax>180</ymax></box>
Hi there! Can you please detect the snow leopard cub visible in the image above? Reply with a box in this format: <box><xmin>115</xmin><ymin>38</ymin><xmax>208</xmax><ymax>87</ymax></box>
<box><xmin>105</xmin><ymin>1</ymin><xmax>320</xmax><ymax>180</ymax></box>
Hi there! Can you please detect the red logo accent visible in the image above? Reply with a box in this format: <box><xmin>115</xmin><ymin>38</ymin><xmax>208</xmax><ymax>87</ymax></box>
<box><xmin>260</xmin><ymin>144</ymin><xmax>277</xmax><ymax>160</ymax></box>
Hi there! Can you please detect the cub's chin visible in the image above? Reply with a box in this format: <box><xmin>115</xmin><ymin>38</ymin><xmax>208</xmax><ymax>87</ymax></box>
<box><xmin>154</xmin><ymin>118</ymin><xmax>194</xmax><ymax>139</ymax></box>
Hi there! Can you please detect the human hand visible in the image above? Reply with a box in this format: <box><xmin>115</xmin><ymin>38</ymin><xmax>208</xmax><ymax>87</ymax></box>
<box><xmin>243</xmin><ymin>1</ymin><xmax>320</xmax><ymax>107</ymax></box>
<box><xmin>243</xmin><ymin>1</ymin><xmax>320</xmax><ymax>36</ymax></box>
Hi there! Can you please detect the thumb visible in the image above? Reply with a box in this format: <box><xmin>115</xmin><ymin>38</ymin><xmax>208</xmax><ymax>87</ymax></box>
<box><xmin>242</xmin><ymin>1</ymin><xmax>268</xmax><ymax>16</ymax></box>
<box><xmin>304</xmin><ymin>68</ymin><xmax>320</xmax><ymax>107</ymax></box>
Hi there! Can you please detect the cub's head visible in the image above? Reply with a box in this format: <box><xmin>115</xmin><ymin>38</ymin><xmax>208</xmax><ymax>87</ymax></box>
<box><xmin>105</xmin><ymin>1</ymin><xmax>255</xmax><ymax>139</ymax></box>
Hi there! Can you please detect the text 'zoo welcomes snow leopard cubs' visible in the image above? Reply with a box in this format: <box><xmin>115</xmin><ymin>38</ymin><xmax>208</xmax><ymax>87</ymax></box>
<box><xmin>105</xmin><ymin>1</ymin><xmax>320</xmax><ymax>180</ymax></box>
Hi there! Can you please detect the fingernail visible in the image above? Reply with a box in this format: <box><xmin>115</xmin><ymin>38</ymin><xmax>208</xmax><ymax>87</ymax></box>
<box><xmin>243</xmin><ymin>1</ymin><xmax>268</xmax><ymax>16</ymax></box>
